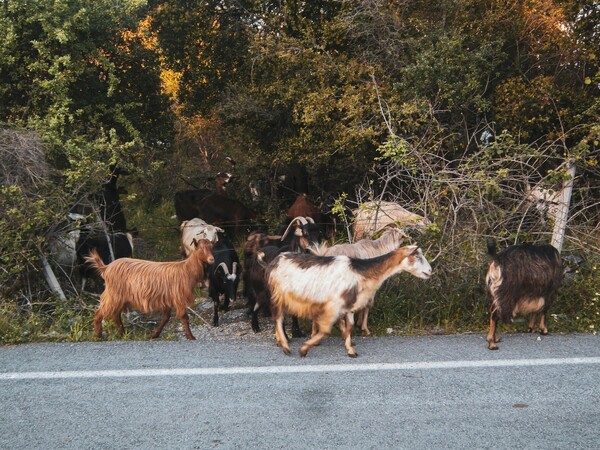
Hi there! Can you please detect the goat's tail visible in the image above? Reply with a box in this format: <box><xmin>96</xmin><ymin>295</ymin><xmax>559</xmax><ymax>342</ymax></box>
<box><xmin>84</xmin><ymin>249</ymin><xmax>107</xmax><ymax>277</ymax></box>
<box><xmin>256</xmin><ymin>251</ymin><xmax>269</xmax><ymax>268</ymax></box>
<box><xmin>486</xmin><ymin>238</ymin><xmax>498</xmax><ymax>257</ymax></box>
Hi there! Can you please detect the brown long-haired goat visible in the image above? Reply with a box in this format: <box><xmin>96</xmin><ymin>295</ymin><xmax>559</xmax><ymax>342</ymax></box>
<box><xmin>85</xmin><ymin>239</ymin><xmax>214</xmax><ymax>340</ymax></box>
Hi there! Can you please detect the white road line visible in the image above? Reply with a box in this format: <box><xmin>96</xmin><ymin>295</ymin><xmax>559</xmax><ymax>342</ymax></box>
<box><xmin>2</xmin><ymin>357</ymin><xmax>600</xmax><ymax>380</ymax></box>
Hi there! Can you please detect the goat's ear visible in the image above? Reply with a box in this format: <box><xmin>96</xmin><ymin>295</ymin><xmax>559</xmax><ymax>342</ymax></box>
<box><xmin>405</xmin><ymin>245</ymin><xmax>419</xmax><ymax>255</ymax></box>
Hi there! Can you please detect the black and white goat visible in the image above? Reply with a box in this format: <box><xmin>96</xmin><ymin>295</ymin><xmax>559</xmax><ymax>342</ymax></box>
<box><xmin>485</xmin><ymin>239</ymin><xmax>563</xmax><ymax>350</ymax></box>
<box><xmin>208</xmin><ymin>238</ymin><xmax>241</xmax><ymax>326</ymax></box>
<box><xmin>310</xmin><ymin>227</ymin><xmax>408</xmax><ymax>335</ymax></box>
<box><xmin>265</xmin><ymin>246</ymin><xmax>432</xmax><ymax>358</ymax></box>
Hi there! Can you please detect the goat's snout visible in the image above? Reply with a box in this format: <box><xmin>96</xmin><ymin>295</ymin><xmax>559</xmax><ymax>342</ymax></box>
<box><xmin>420</xmin><ymin>268</ymin><xmax>433</xmax><ymax>279</ymax></box>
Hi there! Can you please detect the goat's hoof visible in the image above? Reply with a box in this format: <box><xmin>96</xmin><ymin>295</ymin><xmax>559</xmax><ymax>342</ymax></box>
<box><xmin>487</xmin><ymin>344</ymin><xmax>499</xmax><ymax>350</ymax></box>
<box><xmin>283</xmin><ymin>347</ymin><xmax>292</xmax><ymax>356</ymax></box>
<box><xmin>299</xmin><ymin>348</ymin><xmax>308</xmax><ymax>357</ymax></box>
<box><xmin>539</xmin><ymin>329</ymin><xmax>549</xmax><ymax>335</ymax></box>
<box><xmin>347</xmin><ymin>351</ymin><xmax>358</xmax><ymax>358</ymax></box>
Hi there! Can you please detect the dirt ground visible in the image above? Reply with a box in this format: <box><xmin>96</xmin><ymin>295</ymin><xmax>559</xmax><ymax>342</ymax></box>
<box><xmin>187</xmin><ymin>295</ymin><xmax>276</xmax><ymax>343</ymax></box>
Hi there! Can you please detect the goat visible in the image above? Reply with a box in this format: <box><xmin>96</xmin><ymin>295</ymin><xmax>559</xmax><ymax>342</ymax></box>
<box><xmin>208</xmin><ymin>238</ymin><xmax>241</xmax><ymax>326</ymax></box>
<box><xmin>310</xmin><ymin>227</ymin><xmax>408</xmax><ymax>335</ymax></box>
<box><xmin>287</xmin><ymin>193</ymin><xmax>323</xmax><ymax>225</ymax></box>
<box><xmin>176</xmin><ymin>191</ymin><xmax>256</xmax><ymax>237</ymax></box>
<box><xmin>174</xmin><ymin>172</ymin><xmax>233</xmax><ymax>222</ymax></box>
<box><xmin>485</xmin><ymin>239</ymin><xmax>563</xmax><ymax>350</ymax></box>
<box><xmin>524</xmin><ymin>183</ymin><xmax>561</xmax><ymax>224</ymax></box>
<box><xmin>352</xmin><ymin>201</ymin><xmax>430</xmax><ymax>241</ymax></box>
<box><xmin>99</xmin><ymin>166</ymin><xmax>130</xmax><ymax>233</ymax></box>
<box><xmin>244</xmin><ymin>245</ymin><xmax>284</xmax><ymax>333</ymax></box>
<box><xmin>180</xmin><ymin>218</ymin><xmax>224</xmax><ymax>257</ymax></box>
<box><xmin>76</xmin><ymin>230</ymin><xmax>135</xmax><ymax>291</ymax></box>
<box><xmin>86</xmin><ymin>238</ymin><xmax>214</xmax><ymax>340</ymax></box>
<box><xmin>47</xmin><ymin>213</ymin><xmax>86</xmax><ymax>268</ymax></box>
<box><xmin>279</xmin><ymin>216</ymin><xmax>322</xmax><ymax>252</ymax></box>
<box><xmin>265</xmin><ymin>245</ymin><xmax>432</xmax><ymax>357</ymax></box>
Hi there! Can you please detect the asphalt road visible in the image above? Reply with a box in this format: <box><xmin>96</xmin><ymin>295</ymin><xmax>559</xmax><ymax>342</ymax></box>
<box><xmin>1</xmin><ymin>332</ymin><xmax>599</xmax><ymax>449</ymax></box>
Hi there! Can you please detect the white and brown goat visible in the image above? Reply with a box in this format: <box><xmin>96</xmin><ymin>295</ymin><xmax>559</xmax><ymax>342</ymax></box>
<box><xmin>310</xmin><ymin>227</ymin><xmax>408</xmax><ymax>335</ymax></box>
<box><xmin>265</xmin><ymin>245</ymin><xmax>432</xmax><ymax>357</ymax></box>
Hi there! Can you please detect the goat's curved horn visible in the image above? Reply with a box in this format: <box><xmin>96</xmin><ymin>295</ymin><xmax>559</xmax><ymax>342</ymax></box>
<box><xmin>281</xmin><ymin>220</ymin><xmax>299</xmax><ymax>241</ymax></box>
<box><xmin>281</xmin><ymin>216</ymin><xmax>309</xmax><ymax>240</ymax></box>
<box><xmin>305</xmin><ymin>216</ymin><xmax>315</xmax><ymax>224</ymax></box>
<box><xmin>217</xmin><ymin>262</ymin><xmax>230</xmax><ymax>274</ymax></box>
<box><xmin>232</xmin><ymin>262</ymin><xmax>238</xmax><ymax>274</ymax></box>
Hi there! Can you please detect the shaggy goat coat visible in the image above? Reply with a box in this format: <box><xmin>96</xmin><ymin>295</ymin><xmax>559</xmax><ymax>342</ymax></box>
<box><xmin>266</xmin><ymin>245</ymin><xmax>432</xmax><ymax>357</ymax></box>
<box><xmin>485</xmin><ymin>241</ymin><xmax>562</xmax><ymax>350</ymax></box>
<box><xmin>86</xmin><ymin>239</ymin><xmax>214</xmax><ymax>340</ymax></box>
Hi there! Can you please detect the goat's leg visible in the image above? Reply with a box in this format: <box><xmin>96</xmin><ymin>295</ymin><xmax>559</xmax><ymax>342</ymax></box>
<box><xmin>251</xmin><ymin>303</ymin><xmax>261</xmax><ymax>333</ymax></box>
<box><xmin>274</xmin><ymin>312</ymin><xmax>290</xmax><ymax>355</ymax></box>
<box><xmin>222</xmin><ymin>294</ymin><xmax>231</xmax><ymax>311</ymax></box>
<box><xmin>359</xmin><ymin>307</ymin><xmax>371</xmax><ymax>336</ymax></box>
<box><xmin>538</xmin><ymin>312</ymin><xmax>549</xmax><ymax>335</ymax></box>
<box><xmin>151</xmin><ymin>308</ymin><xmax>171</xmax><ymax>339</ymax></box>
<box><xmin>487</xmin><ymin>314</ymin><xmax>499</xmax><ymax>350</ymax></box>
<box><xmin>299</xmin><ymin>330</ymin><xmax>329</xmax><ymax>357</ymax></box>
<box><xmin>527</xmin><ymin>313</ymin><xmax>537</xmax><ymax>333</ymax></box>
<box><xmin>179</xmin><ymin>310</ymin><xmax>196</xmax><ymax>340</ymax></box>
<box><xmin>212</xmin><ymin>296</ymin><xmax>220</xmax><ymax>327</ymax></box>
<box><xmin>93</xmin><ymin>310</ymin><xmax>104</xmax><ymax>339</ymax></box>
<box><xmin>312</xmin><ymin>320</ymin><xmax>320</xmax><ymax>338</ymax></box>
<box><xmin>299</xmin><ymin>309</ymin><xmax>335</xmax><ymax>357</ymax></box>
<box><xmin>290</xmin><ymin>315</ymin><xmax>304</xmax><ymax>338</ymax></box>
<box><xmin>341</xmin><ymin>313</ymin><xmax>357</xmax><ymax>357</ymax></box>
<box><xmin>113</xmin><ymin>311</ymin><xmax>125</xmax><ymax>337</ymax></box>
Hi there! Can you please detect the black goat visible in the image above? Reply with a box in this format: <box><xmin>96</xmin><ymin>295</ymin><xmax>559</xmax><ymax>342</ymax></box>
<box><xmin>77</xmin><ymin>231</ymin><xmax>135</xmax><ymax>291</ymax></box>
<box><xmin>208</xmin><ymin>238</ymin><xmax>241</xmax><ymax>326</ymax></box>
<box><xmin>244</xmin><ymin>245</ymin><xmax>285</xmax><ymax>333</ymax></box>
<box><xmin>485</xmin><ymin>239</ymin><xmax>563</xmax><ymax>350</ymax></box>
<box><xmin>242</xmin><ymin>217</ymin><xmax>322</xmax><ymax>335</ymax></box>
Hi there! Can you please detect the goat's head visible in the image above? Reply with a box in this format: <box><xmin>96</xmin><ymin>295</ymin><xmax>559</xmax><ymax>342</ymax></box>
<box><xmin>191</xmin><ymin>238</ymin><xmax>215</xmax><ymax>265</ymax></box>
<box><xmin>400</xmin><ymin>246</ymin><xmax>432</xmax><ymax>279</ymax></box>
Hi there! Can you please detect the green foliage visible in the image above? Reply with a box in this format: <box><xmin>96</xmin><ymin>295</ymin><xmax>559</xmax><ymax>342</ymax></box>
<box><xmin>0</xmin><ymin>184</ymin><xmax>57</xmax><ymax>294</ymax></box>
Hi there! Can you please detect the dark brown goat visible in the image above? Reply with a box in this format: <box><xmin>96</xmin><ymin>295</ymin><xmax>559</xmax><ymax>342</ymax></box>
<box><xmin>86</xmin><ymin>239</ymin><xmax>214</xmax><ymax>340</ymax></box>
<box><xmin>485</xmin><ymin>239</ymin><xmax>563</xmax><ymax>350</ymax></box>
<box><xmin>174</xmin><ymin>172</ymin><xmax>232</xmax><ymax>222</ymax></box>
<box><xmin>287</xmin><ymin>194</ymin><xmax>323</xmax><ymax>224</ymax></box>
